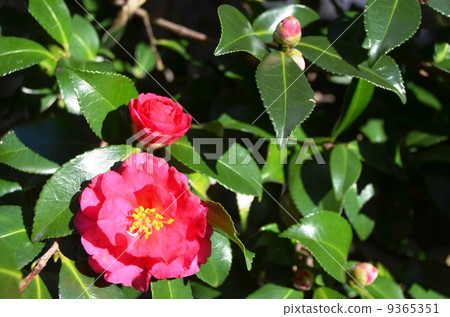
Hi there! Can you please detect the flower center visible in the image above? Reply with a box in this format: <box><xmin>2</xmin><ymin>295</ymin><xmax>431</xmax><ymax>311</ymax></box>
<box><xmin>128</xmin><ymin>206</ymin><xmax>174</xmax><ymax>239</ymax></box>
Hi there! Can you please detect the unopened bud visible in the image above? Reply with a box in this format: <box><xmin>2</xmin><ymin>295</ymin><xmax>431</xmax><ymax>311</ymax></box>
<box><xmin>286</xmin><ymin>49</ymin><xmax>306</xmax><ymax>71</ymax></box>
<box><xmin>418</xmin><ymin>0</ymin><xmax>429</xmax><ymax>4</ymax></box>
<box><xmin>293</xmin><ymin>269</ymin><xmax>314</xmax><ymax>291</ymax></box>
<box><xmin>349</xmin><ymin>262</ymin><xmax>378</xmax><ymax>286</ymax></box>
<box><xmin>273</xmin><ymin>16</ymin><xmax>302</xmax><ymax>49</ymax></box>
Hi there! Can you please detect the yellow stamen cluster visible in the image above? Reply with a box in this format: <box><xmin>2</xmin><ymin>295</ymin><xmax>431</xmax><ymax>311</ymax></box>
<box><xmin>128</xmin><ymin>206</ymin><xmax>174</xmax><ymax>239</ymax></box>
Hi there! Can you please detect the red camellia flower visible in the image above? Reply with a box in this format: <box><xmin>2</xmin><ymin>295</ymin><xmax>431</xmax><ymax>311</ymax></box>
<box><xmin>74</xmin><ymin>153</ymin><xmax>212</xmax><ymax>291</ymax></box>
<box><xmin>129</xmin><ymin>93</ymin><xmax>192</xmax><ymax>148</ymax></box>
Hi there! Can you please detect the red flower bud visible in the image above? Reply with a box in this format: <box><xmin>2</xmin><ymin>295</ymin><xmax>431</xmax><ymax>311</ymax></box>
<box><xmin>286</xmin><ymin>49</ymin><xmax>306</xmax><ymax>71</ymax></box>
<box><xmin>418</xmin><ymin>0</ymin><xmax>429</xmax><ymax>4</ymax></box>
<box><xmin>273</xmin><ymin>16</ymin><xmax>302</xmax><ymax>49</ymax></box>
<box><xmin>349</xmin><ymin>262</ymin><xmax>379</xmax><ymax>286</ymax></box>
<box><xmin>293</xmin><ymin>269</ymin><xmax>314</xmax><ymax>291</ymax></box>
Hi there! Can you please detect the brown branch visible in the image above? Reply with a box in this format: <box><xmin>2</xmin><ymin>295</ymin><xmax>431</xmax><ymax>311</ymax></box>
<box><xmin>151</xmin><ymin>16</ymin><xmax>215</xmax><ymax>43</ymax></box>
<box><xmin>19</xmin><ymin>241</ymin><xmax>59</xmax><ymax>292</ymax></box>
<box><xmin>136</xmin><ymin>8</ymin><xmax>165</xmax><ymax>71</ymax></box>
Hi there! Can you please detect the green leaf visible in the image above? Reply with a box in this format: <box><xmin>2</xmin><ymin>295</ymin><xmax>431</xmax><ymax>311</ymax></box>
<box><xmin>28</xmin><ymin>0</ymin><xmax>72</xmax><ymax>50</ymax></box>
<box><xmin>56</xmin><ymin>70</ymin><xmax>81</xmax><ymax>114</ymax></box>
<box><xmin>252</xmin><ymin>4</ymin><xmax>320</xmax><ymax>43</ymax></box>
<box><xmin>297</xmin><ymin>36</ymin><xmax>406</xmax><ymax>103</ymax></box>
<box><xmin>332</xmin><ymin>79</ymin><xmax>375</xmax><ymax>140</ymax></box>
<box><xmin>330</xmin><ymin>145</ymin><xmax>362</xmax><ymax>200</ymax></box>
<box><xmin>59</xmin><ymin>252</ymin><xmax>127</xmax><ymax>299</ymax></box>
<box><xmin>364</xmin><ymin>0</ymin><xmax>421</xmax><ymax>65</ymax></box>
<box><xmin>361</xmin><ymin>119</ymin><xmax>387</xmax><ymax>143</ymax></box>
<box><xmin>151</xmin><ymin>279</ymin><xmax>193</xmax><ymax>299</ymax></box>
<box><xmin>261</xmin><ymin>143</ymin><xmax>287</xmax><ymax>184</ymax></box>
<box><xmin>256</xmin><ymin>51</ymin><xmax>316</xmax><ymax>147</ymax></box>
<box><xmin>428</xmin><ymin>0</ymin><xmax>450</xmax><ymax>18</ymax></box>
<box><xmin>313</xmin><ymin>287</ymin><xmax>346</xmax><ymax>299</ymax></box>
<box><xmin>0</xmin><ymin>240</ymin><xmax>21</xmax><ymax>299</ymax></box>
<box><xmin>0</xmin><ymin>179</ymin><xmax>21</xmax><ymax>198</ymax></box>
<box><xmin>155</xmin><ymin>39</ymin><xmax>191</xmax><ymax>60</ymax></box>
<box><xmin>0</xmin><ymin>206</ymin><xmax>44</xmax><ymax>269</ymax></box>
<box><xmin>280</xmin><ymin>211</ymin><xmax>352</xmax><ymax>283</ymax></box>
<box><xmin>21</xmin><ymin>275</ymin><xmax>52</xmax><ymax>299</ymax></box>
<box><xmin>408</xmin><ymin>283</ymin><xmax>448</xmax><ymax>299</ymax></box>
<box><xmin>132</xmin><ymin>42</ymin><xmax>156</xmax><ymax>78</ymax></box>
<box><xmin>32</xmin><ymin>145</ymin><xmax>138</xmax><ymax>242</ymax></box>
<box><xmin>247</xmin><ymin>284</ymin><xmax>303</xmax><ymax>299</ymax></box>
<box><xmin>288</xmin><ymin>153</ymin><xmax>340</xmax><ymax>216</ymax></box>
<box><xmin>357</xmin><ymin>276</ymin><xmax>404</xmax><ymax>299</ymax></box>
<box><xmin>66</xmin><ymin>68</ymin><xmax>138</xmax><ymax>138</ymax></box>
<box><xmin>170</xmin><ymin>137</ymin><xmax>263</xmax><ymax>198</ymax></box>
<box><xmin>0</xmin><ymin>37</ymin><xmax>53</xmax><ymax>77</ymax></box>
<box><xmin>196</xmin><ymin>232</ymin><xmax>232</xmax><ymax>288</ymax></box>
<box><xmin>217</xmin><ymin>114</ymin><xmax>274</xmax><ymax>139</ymax></box>
<box><xmin>190</xmin><ymin>281</ymin><xmax>222</xmax><ymax>299</ymax></box>
<box><xmin>0</xmin><ymin>117</ymin><xmax>90</xmax><ymax>174</ymax></box>
<box><xmin>343</xmin><ymin>185</ymin><xmax>375</xmax><ymax>241</ymax></box>
<box><xmin>407</xmin><ymin>82</ymin><xmax>442</xmax><ymax>110</ymax></box>
<box><xmin>214</xmin><ymin>5</ymin><xmax>268</xmax><ymax>60</ymax></box>
<box><xmin>69</xmin><ymin>14</ymin><xmax>99</xmax><ymax>60</ymax></box>
<box><xmin>203</xmin><ymin>200</ymin><xmax>255</xmax><ymax>270</ymax></box>
<box><xmin>405</xmin><ymin>131</ymin><xmax>447</xmax><ymax>148</ymax></box>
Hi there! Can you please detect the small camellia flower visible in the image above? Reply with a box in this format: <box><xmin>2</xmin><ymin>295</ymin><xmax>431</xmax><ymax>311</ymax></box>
<box><xmin>129</xmin><ymin>93</ymin><xmax>192</xmax><ymax>148</ymax></box>
<box><xmin>286</xmin><ymin>49</ymin><xmax>306</xmax><ymax>71</ymax></box>
<box><xmin>349</xmin><ymin>262</ymin><xmax>379</xmax><ymax>286</ymax></box>
<box><xmin>273</xmin><ymin>16</ymin><xmax>302</xmax><ymax>49</ymax></box>
<box><xmin>74</xmin><ymin>153</ymin><xmax>212</xmax><ymax>292</ymax></box>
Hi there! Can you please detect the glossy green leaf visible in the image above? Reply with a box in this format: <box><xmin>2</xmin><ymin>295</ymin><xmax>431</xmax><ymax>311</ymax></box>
<box><xmin>343</xmin><ymin>185</ymin><xmax>375</xmax><ymax>241</ymax></box>
<box><xmin>407</xmin><ymin>82</ymin><xmax>442</xmax><ymax>110</ymax></box>
<box><xmin>408</xmin><ymin>283</ymin><xmax>448</xmax><ymax>299</ymax></box>
<box><xmin>332</xmin><ymin>79</ymin><xmax>375</xmax><ymax>140</ymax></box>
<box><xmin>428</xmin><ymin>0</ymin><xmax>450</xmax><ymax>18</ymax></box>
<box><xmin>256</xmin><ymin>51</ymin><xmax>316</xmax><ymax>147</ymax></box>
<box><xmin>261</xmin><ymin>143</ymin><xmax>287</xmax><ymax>184</ymax></box>
<box><xmin>21</xmin><ymin>275</ymin><xmax>52</xmax><ymax>299</ymax></box>
<box><xmin>214</xmin><ymin>5</ymin><xmax>268</xmax><ymax>60</ymax></box>
<box><xmin>66</xmin><ymin>68</ymin><xmax>138</xmax><ymax>138</ymax></box>
<box><xmin>196</xmin><ymin>232</ymin><xmax>232</xmax><ymax>287</ymax></box>
<box><xmin>203</xmin><ymin>200</ymin><xmax>255</xmax><ymax>270</ymax></box>
<box><xmin>297</xmin><ymin>36</ymin><xmax>406</xmax><ymax>103</ymax></box>
<box><xmin>330</xmin><ymin>145</ymin><xmax>362</xmax><ymax>200</ymax></box>
<box><xmin>364</xmin><ymin>0</ymin><xmax>421</xmax><ymax>65</ymax></box>
<box><xmin>313</xmin><ymin>287</ymin><xmax>346</xmax><ymax>299</ymax></box>
<box><xmin>217</xmin><ymin>114</ymin><xmax>274</xmax><ymax>139</ymax></box>
<box><xmin>0</xmin><ymin>117</ymin><xmax>90</xmax><ymax>174</ymax></box>
<box><xmin>32</xmin><ymin>145</ymin><xmax>138</xmax><ymax>242</ymax></box>
<box><xmin>0</xmin><ymin>240</ymin><xmax>21</xmax><ymax>299</ymax></box>
<box><xmin>280</xmin><ymin>211</ymin><xmax>352</xmax><ymax>283</ymax></box>
<box><xmin>59</xmin><ymin>253</ymin><xmax>127</xmax><ymax>299</ymax></box>
<box><xmin>247</xmin><ymin>283</ymin><xmax>304</xmax><ymax>299</ymax></box>
<box><xmin>0</xmin><ymin>206</ymin><xmax>44</xmax><ymax>269</ymax></box>
<box><xmin>357</xmin><ymin>276</ymin><xmax>404</xmax><ymax>299</ymax></box>
<box><xmin>56</xmin><ymin>70</ymin><xmax>81</xmax><ymax>114</ymax></box>
<box><xmin>69</xmin><ymin>14</ymin><xmax>99</xmax><ymax>60</ymax></box>
<box><xmin>190</xmin><ymin>281</ymin><xmax>221</xmax><ymax>299</ymax></box>
<box><xmin>151</xmin><ymin>279</ymin><xmax>193</xmax><ymax>299</ymax></box>
<box><xmin>252</xmin><ymin>4</ymin><xmax>320</xmax><ymax>43</ymax></box>
<box><xmin>0</xmin><ymin>37</ymin><xmax>53</xmax><ymax>77</ymax></box>
<box><xmin>0</xmin><ymin>179</ymin><xmax>21</xmax><ymax>198</ymax></box>
<box><xmin>288</xmin><ymin>153</ymin><xmax>340</xmax><ymax>216</ymax></box>
<box><xmin>28</xmin><ymin>0</ymin><xmax>72</xmax><ymax>50</ymax></box>
<box><xmin>171</xmin><ymin>137</ymin><xmax>263</xmax><ymax>198</ymax></box>
<box><xmin>132</xmin><ymin>42</ymin><xmax>156</xmax><ymax>78</ymax></box>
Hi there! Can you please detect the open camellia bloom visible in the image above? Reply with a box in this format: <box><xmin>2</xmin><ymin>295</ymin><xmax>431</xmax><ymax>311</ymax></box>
<box><xmin>129</xmin><ymin>93</ymin><xmax>192</xmax><ymax>148</ymax></box>
<box><xmin>74</xmin><ymin>153</ymin><xmax>212</xmax><ymax>291</ymax></box>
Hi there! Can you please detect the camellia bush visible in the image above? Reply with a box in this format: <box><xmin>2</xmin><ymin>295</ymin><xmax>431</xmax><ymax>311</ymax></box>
<box><xmin>0</xmin><ymin>0</ymin><xmax>449</xmax><ymax>299</ymax></box>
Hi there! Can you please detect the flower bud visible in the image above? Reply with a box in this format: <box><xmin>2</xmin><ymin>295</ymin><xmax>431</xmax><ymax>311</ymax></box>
<box><xmin>293</xmin><ymin>269</ymin><xmax>314</xmax><ymax>291</ymax></box>
<box><xmin>349</xmin><ymin>262</ymin><xmax>379</xmax><ymax>286</ymax></box>
<box><xmin>286</xmin><ymin>49</ymin><xmax>306</xmax><ymax>71</ymax></box>
<box><xmin>418</xmin><ymin>0</ymin><xmax>429</xmax><ymax>4</ymax></box>
<box><xmin>273</xmin><ymin>16</ymin><xmax>302</xmax><ymax>49</ymax></box>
